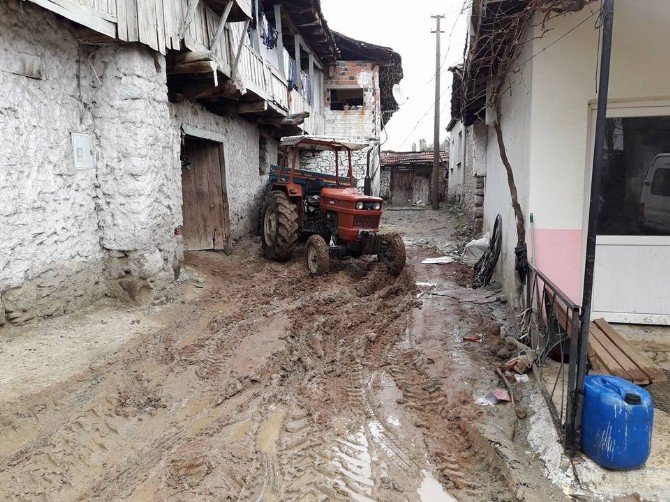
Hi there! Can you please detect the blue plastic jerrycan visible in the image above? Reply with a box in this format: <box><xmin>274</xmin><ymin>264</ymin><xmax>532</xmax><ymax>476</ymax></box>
<box><xmin>581</xmin><ymin>375</ymin><xmax>654</xmax><ymax>470</ymax></box>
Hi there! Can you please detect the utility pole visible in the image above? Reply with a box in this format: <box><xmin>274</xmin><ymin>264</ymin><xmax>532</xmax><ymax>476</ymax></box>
<box><xmin>431</xmin><ymin>14</ymin><xmax>445</xmax><ymax>210</ymax></box>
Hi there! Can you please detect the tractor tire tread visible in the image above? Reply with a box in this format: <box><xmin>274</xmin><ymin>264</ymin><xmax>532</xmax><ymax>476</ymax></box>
<box><xmin>261</xmin><ymin>191</ymin><xmax>299</xmax><ymax>262</ymax></box>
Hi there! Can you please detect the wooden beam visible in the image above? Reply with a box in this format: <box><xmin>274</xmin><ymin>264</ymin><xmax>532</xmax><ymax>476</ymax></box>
<box><xmin>29</xmin><ymin>0</ymin><xmax>117</xmax><ymax>38</ymax></box>
<box><xmin>229</xmin><ymin>100</ymin><xmax>268</xmax><ymax>114</ymax></box>
<box><xmin>181</xmin><ymin>124</ymin><xmax>227</xmax><ymax>143</ymax></box>
<box><xmin>308</xmin><ymin>52</ymin><xmax>314</xmax><ymax>103</ymax></box>
<box><xmin>210</xmin><ymin>0</ymin><xmax>234</xmax><ymax>54</ymax></box>
<box><xmin>179</xmin><ymin>0</ymin><xmax>201</xmax><ymax>39</ymax></box>
<box><xmin>172</xmin><ymin>81</ymin><xmax>240</xmax><ymax>102</ymax></box>
<box><xmin>259</xmin><ymin>111</ymin><xmax>309</xmax><ymax>125</ymax></box>
<box><xmin>274</xmin><ymin>4</ymin><xmax>285</xmax><ymax>76</ymax></box>
<box><xmin>231</xmin><ymin>19</ymin><xmax>250</xmax><ymax>80</ymax></box>
<box><xmin>175</xmin><ymin>51</ymin><xmax>213</xmax><ymax>65</ymax></box>
<box><xmin>169</xmin><ymin>60</ymin><xmax>217</xmax><ymax>75</ymax></box>
<box><xmin>294</xmin><ymin>34</ymin><xmax>302</xmax><ymax>92</ymax></box>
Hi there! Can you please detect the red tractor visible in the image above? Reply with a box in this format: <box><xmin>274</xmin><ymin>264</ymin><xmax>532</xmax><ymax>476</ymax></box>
<box><xmin>260</xmin><ymin>136</ymin><xmax>405</xmax><ymax>275</ymax></box>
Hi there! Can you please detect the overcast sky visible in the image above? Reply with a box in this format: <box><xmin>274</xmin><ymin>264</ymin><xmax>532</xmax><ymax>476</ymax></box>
<box><xmin>321</xmin><ymin>0</ymin><xmax>468</xmax><ymax>151</ymax></box>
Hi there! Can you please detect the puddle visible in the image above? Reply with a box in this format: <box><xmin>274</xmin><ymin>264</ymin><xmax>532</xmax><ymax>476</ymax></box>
<box><xmin>387</xmin><ymin>415</ymin><xmax>401</xmax><ymax>427</ymax></box>
<box><xmin>418</xmin><ymin>470</ymin><xmax>457</xmax><ymax>501</ymax></box>
<box><xmin>332</xmin><ymin>430</ymin><xmax>374</xmax><ymax>501</ymax></box>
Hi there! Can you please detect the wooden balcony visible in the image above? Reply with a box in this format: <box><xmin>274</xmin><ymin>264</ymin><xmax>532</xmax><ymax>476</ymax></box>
<box><xmin>30</xmin><ymin>0</ymin><xmax>323</xmax><ymax>135</ymax></box>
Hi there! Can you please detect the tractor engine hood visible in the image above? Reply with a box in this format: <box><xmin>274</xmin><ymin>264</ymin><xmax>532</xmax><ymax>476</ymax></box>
<box><xmin>321</xmin><ymin>187</ymin><xmax>383</xmax><ymax>203</ymax></box>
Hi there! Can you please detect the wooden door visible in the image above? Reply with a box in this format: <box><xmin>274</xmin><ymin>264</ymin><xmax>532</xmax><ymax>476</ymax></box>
<box><xmin>390</xmin><ymin>169</ymin><xmax>413</xmax><ymax>206</ymax></box>
<box><xmin>390</xmin><ymin>168</ymin><xmax>432</xmax><ymax>206</ymax></box>
<box><xmin>181</xmin><ymin>137</ymin><xmax>230</xmax><ymax>251</ymax></box>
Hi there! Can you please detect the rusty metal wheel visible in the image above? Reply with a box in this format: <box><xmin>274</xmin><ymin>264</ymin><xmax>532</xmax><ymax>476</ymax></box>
<box><xmin>306</xmin><ymin>234</ymin><xmax>330</xmax><ymax>275</ymax></box>
<box><xmin>379</xmin><ymin>233</ymin><xmax>406</xmax><ymax>276</ymax></box>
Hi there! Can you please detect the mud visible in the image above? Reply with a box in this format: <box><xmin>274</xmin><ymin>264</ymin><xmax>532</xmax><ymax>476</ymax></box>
<box><xmin>0</xmin><ymin>209</ymin><xmax>563</xmax><ymax>501</ymax></box>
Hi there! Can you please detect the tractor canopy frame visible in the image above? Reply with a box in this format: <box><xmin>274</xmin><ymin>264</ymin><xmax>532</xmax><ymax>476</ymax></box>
<box><xmin>278</xmin><ymin>136</ymin><xmax>370</xmax><ymax>189</ymax></box>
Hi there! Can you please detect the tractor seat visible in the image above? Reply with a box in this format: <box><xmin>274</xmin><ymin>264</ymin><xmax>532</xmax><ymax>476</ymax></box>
<box><xmin>305</xmin><ymin>178</ymin><xmax>325</xmax><ymax>196</ymax></box>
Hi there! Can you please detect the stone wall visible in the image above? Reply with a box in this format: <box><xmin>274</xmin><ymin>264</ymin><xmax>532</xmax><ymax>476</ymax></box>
<box><xmin>448</xmin><ymin>122</ymin><xmax>486</xmax><ymax>233</ymax></box>
<box><xmin>0</xmin><ymin>1</ymin><xmax>105</xmax><ymax>323</ymax></box>
<box><xmin>85</xmin><ymin>44</ymin><xmax>180</xmax><ymax>299</ymax></box>
<box><xmin>0</xmin><ymin>1</ymin><xmax>274</xmax><ymax>325</ymax></box>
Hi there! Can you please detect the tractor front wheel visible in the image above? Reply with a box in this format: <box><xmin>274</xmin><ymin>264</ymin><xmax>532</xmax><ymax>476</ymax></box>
<box><xmin>379</xmin><ymin>233</ymin><xmax>406</xmax><ymax>276</ymax></box>
<box><xmin>261</xmin><ymin>191</ymin><xmax>299</xmax><ymax>261</ymax></box>
<box><xmin>306</xmin><ymin>234</ymin><xmax>330</xmax><ymax>275</ymax></box>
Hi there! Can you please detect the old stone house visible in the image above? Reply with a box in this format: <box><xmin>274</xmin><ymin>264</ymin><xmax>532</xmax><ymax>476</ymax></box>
<box><xmin>300</xmin><ymin>32</ymin><xmax>403</xmax><ymax>195</ymax></box>
<box><xmin>379</xmin><ymin>151</ymin><xmax>448</xmax><ymax>207</ymax></box>
<box><xmin>447</xmin><ymin>93</ymin><xmax>486</xmax><ymax>234</ymax></box>
<box><xmin>0</xmin><ymin>0</ymin><xmax>401</xmax><ymax>325</ymax></box>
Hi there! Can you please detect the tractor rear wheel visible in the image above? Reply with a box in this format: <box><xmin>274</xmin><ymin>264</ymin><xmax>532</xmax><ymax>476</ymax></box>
<box><xmin>261</xmin><ymin>191</ymin><xmax>299</xmax><ymax>261</ymax></box>
<box><xmin>379</xmin><ymin>233</ymin><xmax>406</xmax><ymax>276</ymax></box>
<box><xmin>306</xmin><ymin>235</ymin><xmax>330</xmax><ymax>275</ymax></box>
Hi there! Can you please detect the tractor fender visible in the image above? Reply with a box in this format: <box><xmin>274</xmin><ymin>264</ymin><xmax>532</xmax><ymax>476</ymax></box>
<box><xmin>269</xmin><ymin>182</ymin><xmax>304</xmax><ymax>222</ymax></box>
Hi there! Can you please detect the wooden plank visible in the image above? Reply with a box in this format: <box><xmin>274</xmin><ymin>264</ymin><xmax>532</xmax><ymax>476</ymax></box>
<box><xmin>179</xmin><ymin>0</ymin><xmax>201</xmax><ymax>39</ymax></box>
<box><xmin>29</xmin><ymin>0</ymin><xmax>117</xmax><ymax>38</ymax></box>
<box><xmin>587</xmin><ymin>342</ymin><xmax>608</xmax><ymax>374</ymax></box>
<box><xmin>182</xmin><ymin>123</ymin><xmax>226</xmax><ymax>143</ymax></box>
<box><xmin>137</xmin><ymin>0</ymin><xmax>158</xmax><ymax>51</ymax></box>
<box><xmin>590</xmin><ymin>325</ymin><xmax>650</xmax><ymax>385</ymax></box>
<box><xmin>594</xmin><ymin>319</ymin><xmax>667</xmax><ymax>383</ymax></box>
<box><xmin>207</xmin><ymin>145</ymin><xmax>227</xmax><ymax>250</ymax></box>
<box><xmin>125</xmin><ymin>0</ymin><xmax>139</xmax><ymax>42</ymax></box>
<box><xmin>181</xmin><ymin>140</ymin><xmax>201</xmax><ymax>251</ymax></box>
<box><xmin>155</xmin><ymin>0</ymin><xmax>166</xmax><ymax>54</ymax></box>
<box><xmin>588</xmin><ymin>328</ymin><xmax>639</xmax><ymax>382</ymax></box>
<box><xmin>116</xmin><ymin>0</ymin><xmax>127</xmax><ymax>40</ymax></box>
<box><xmin>230</xmin><ymin>19</ymin><xmax>250</xmax><ymax>79</ymax></box>
<box><xmin>209</xmin><ymin>0</ymin><xmax>233</xmax><ymax>53</ymax></box>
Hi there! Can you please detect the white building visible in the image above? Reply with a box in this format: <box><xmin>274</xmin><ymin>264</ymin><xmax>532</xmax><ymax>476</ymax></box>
<box><xmin>451</xmin><ymin>0</ymin><xmax>670</xmax><ymax>324</ymax></box>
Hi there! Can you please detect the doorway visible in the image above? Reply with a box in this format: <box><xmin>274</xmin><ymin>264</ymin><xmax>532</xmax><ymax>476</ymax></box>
<box><xmin>390</xmin><ymin>167</ymin><xmax>431</xmax><ymax>206</ymax></box>
<box><xmin>180</xmin><ymin>136</ymin><xmax>230</xmax><ymax>251</ymax></box>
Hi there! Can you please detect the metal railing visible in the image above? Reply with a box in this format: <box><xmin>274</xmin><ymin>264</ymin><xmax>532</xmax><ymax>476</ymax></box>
<box><xmin>524</xmin><ymin>264</ymin><xmax>582</xmax><ymax>454</ymax></box>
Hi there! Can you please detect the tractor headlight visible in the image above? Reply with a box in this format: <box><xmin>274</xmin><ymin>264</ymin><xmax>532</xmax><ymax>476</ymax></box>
<box><xmin>372</xmin><ymin>203</ymin><xmax>381</xmax><ymax>211</ymax></box>
<box><xmin>355</xmin><ymin>202</ymin><xmax>365</xmax><ymax>210</ymax></box>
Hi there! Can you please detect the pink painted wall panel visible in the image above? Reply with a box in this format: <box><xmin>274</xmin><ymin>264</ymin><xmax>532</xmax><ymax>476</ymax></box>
<box><xmin>531</xmin><ymin>228</ymin><xmax>583</xmax><ymax>303</ymax></box>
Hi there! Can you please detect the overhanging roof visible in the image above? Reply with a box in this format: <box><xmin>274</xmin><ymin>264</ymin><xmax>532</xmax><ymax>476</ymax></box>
<box><xmin>281</xmin><ymin>135</ymin><xmax>370</xmax><ymax>151</ymax></box>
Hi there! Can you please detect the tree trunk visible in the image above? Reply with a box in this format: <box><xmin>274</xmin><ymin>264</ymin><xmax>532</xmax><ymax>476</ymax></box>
<box><xmin>493</xmin><ymin>106</ymin><xmax>525</xmax><ymax>248</ymax></box>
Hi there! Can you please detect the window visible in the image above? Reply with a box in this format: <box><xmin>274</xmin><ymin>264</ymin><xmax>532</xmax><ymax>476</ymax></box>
<box><xmin>598</xmin><ymin>116</ymin><xmax>670</xmax><ymax>235</ymax></box>
<box><xmin>651</xmin><ymin>168</ymin><xmax>670</xmax><ymax>196</ymax></box>
<box><xmin>329</xmin><ymin>88</ymin><xmax>364</xmax><ymax>110</ymax></box>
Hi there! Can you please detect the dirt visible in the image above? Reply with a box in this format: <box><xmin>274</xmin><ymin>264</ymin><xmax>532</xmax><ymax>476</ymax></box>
<box><xmin>0</xmin><ymin>209</ymin><xmax>565</xmax><ymax>501</ymax></box>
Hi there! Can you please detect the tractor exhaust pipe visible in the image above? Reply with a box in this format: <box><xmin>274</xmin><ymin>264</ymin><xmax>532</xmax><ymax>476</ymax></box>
<box><xmin>364</xmin><ymin>147</ymin><xmax>373</xmax><ymax>196</ymax></box>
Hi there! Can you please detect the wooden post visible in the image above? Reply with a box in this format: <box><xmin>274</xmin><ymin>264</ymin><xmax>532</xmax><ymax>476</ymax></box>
<box><xmin>179</xmin><ymin>0</ymin><xmax>201</xmax><ymax>39</ymax></box>
<box><xmin>274</xmin><ymin>4</ymin><xmax>285</xmax><ymax>76</ymax></box>
<box><xmin>231</xmin><ymin>20</ymin><xmax>251</xmax><ymax>80</ymax></box>
<box><xmin>294</xmin><ymin>34</ymin><xmax>302</xmax><ymax>93</ymax></box>
<box><xmin>254</xmin><ymin>0</ymin><xmax>262</xmax><ymax>50</ymax></box>
<box><xmin>308</xmin><ymin>52</ymin><xmax>314</xmax><ymax>105</ymax></box>
<box><xmin>210</xmin><ymin>0</ymin><xmax>234</xmax><ymax>55</ymax></box>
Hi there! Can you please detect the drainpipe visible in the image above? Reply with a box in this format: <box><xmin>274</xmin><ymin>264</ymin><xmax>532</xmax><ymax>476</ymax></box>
<box><xmin>565</xmin><ymin>0</ymin><xmax>615</xmax><ymax>457</ymax></box>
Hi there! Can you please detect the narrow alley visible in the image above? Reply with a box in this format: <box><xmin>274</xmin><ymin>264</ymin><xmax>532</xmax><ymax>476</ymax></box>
<box><xmin>0</xmin><ymin>210</ymin><xmax>561</xmax><ymax>501</ymax></box>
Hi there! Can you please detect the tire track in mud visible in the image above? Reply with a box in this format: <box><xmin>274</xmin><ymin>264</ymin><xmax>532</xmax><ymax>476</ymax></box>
<box><xmin>0</xmin><ymin>243</ymin><xmax>518</xmax><ymax>501</ymax></box>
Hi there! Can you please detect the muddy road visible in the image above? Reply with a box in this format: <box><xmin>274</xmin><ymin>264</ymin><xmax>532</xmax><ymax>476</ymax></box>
<box><xmin>0</xmin><ymin>210</ymin><xmax>561</xmax><ymax>501</ymax></box>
